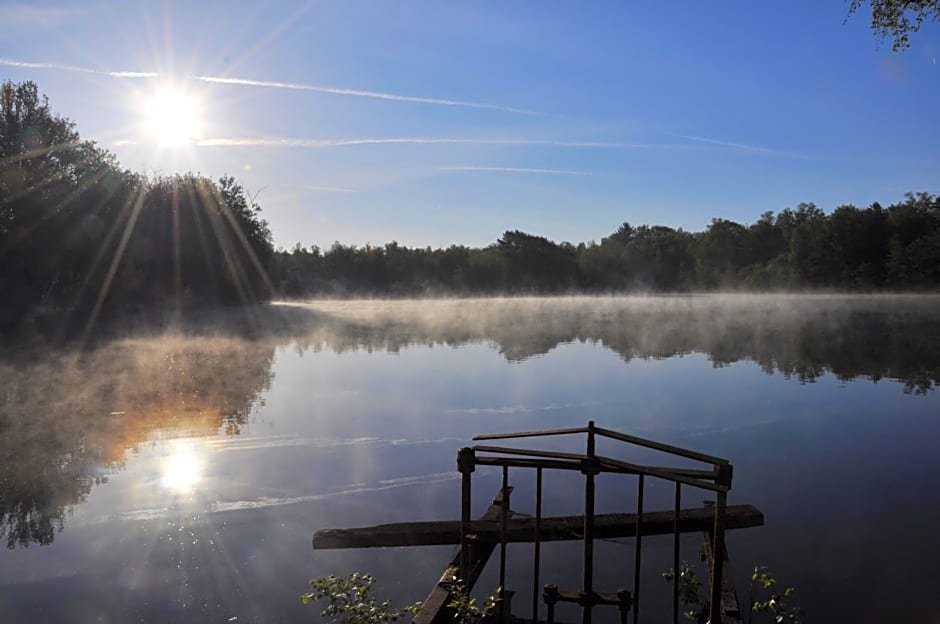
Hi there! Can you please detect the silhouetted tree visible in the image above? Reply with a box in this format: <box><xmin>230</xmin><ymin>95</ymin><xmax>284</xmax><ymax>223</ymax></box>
<box><xmin>0</xmin><ymin>80</ymin><xmax>274</xmax><ymax>332</ymax></box>
<box><xmin>847</xmin><ymin>0</ymin><xmax>940</xmax><ymax>50</ymax></box>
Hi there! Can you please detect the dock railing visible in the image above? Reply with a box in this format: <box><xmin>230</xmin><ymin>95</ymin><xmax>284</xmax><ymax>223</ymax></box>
<box><xmin>460</xmin><ymin>421</ymin><xmax>735</xmax><ymax>624</ymax></box>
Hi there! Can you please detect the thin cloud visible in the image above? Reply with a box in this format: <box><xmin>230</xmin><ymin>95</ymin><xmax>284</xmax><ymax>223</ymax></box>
<box><xmin>0</xmin><ymin>57</ymin><xmax>536</xmax><ymax>115</ymax></box>
<box><xmin>0</xmin><ymin>4</ymin><xmax>83</xmax><ymax>26</ymax></box>
<box><xmin>672</xmin><ymin>133</ymin><xmax>775</xmax><ymax>154</ymax></box>
<box><xmin>674</xmin><ymin>133</ymin><xmax>848</xmax><ymax>161</ymax></box>
<box><xmin>196</xmin><ymin>136</ymin><xmax>666</xmax><ymax>149</ymax></box>
<box><xmin>193</xmin><ymin>75</ymin><xmax>540</xmax><ymax>115</ymax></box>
<box><xmin>439</xmin><ymin>166</ymin><xmax>601</xmax><ymax>176</ymax></box>
<box><xmin>0</xmin><ymin>58</ymin><xmax>157</xmax><ymax>78</ymax></box>
<box><xmin>301</xmin><ymin>184</ymin><xmax>359</xmax><ymax>194</ymax></box>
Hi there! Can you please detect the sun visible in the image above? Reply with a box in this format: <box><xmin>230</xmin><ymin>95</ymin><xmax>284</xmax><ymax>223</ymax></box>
<box><xmin>141</xmin><ymin>86</ymin><xmax>202</xmax><ymax>146</ymax></box>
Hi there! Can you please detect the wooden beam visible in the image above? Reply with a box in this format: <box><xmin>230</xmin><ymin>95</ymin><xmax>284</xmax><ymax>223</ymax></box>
<box><xmin>313</xmin><ymin>504</ymin><xmax>764</xmax><ymax>550</ymax></box>
<box><xmin>413</xmin><ymin>488</ymin><xmax>513</xmax><ymax>624</ymax></box>
<box><xmin>702</xmin><ymin>531</ymin><xmax>741</xmax><ymax>624</ymax></box>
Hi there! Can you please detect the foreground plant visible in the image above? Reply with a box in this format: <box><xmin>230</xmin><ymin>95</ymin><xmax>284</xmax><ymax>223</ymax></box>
<box><xmin>750</xmin><ymin>566</ymin><xmax>801</xmax><ymax>624</ymax></box>
<box><xmin>302</xmin><ymin>573</ymin><xmax>421</xmax><ymax>624</ymax></box>
<box><xmin>445</xmin><ymin>577</ymin><xmax>499</xmax><ymax>624</ymax></box>
<box><xmin>663</xmin><ymin>562</ymin><xmax>801</xmax><ymax>623</ymax></box>
<box><xmin>662</xmin><ymin>562</ymin><xmax>705</xmax><ymax>621</ymax></box>
<box><xmin>303</xmin><ymin>572</ymin><xmax>498</xmax><ymax>624</ymax></box>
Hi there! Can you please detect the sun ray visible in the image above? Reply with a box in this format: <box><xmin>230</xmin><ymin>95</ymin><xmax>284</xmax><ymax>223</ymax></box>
<box><xmin>203</xmin><ymin>181</ymin><xmax>277</xmax><ymax>299</ymax></box>
<box><xmin>81</xmin><ymin>184</ymin><xmax>147</xmax><ymax>343</ymax></box>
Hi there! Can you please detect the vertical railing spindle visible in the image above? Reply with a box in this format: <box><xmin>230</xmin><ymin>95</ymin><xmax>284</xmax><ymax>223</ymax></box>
<box><xmin>532</xmin><ymin>467</ymin><xmax>543</xmax><ymax>624</ymax></box>
<box><xmin>633</xmin><ymin>474</ymin><xmax>644</xmax><ymax>624</ymax></box>
<box><xmin>499</xmin><ymin>465</ymin><xmax>510</xmax><ymax>621</ymax></box>
<box><xmin>582</xmin><ymin>421</ymin><xmax>597</xmax><ymax>624</ymax></box>
<box><xmin>458</xmin><ymin>447</ymin><xmax>474</xmax><ymax>583</ymax></box>
<box><xmin>673</xmin><ymin>483</ymin><xmax>681</xmax><ymax>624</ymax></box>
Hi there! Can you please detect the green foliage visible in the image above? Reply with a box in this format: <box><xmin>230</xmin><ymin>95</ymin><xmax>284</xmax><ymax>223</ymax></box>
<box><xmin>445</xmin><ymin>577</ymin><xmax>499</xmax><ymax>624</ymax></box>
<box><xmin>302</xmin><ymin>572</ymin><xmax>499</xmax><ymax>624</ymax></box>
<box><xmin>274</xmin><ymin>192</ymin><xmax>940</xmax><ymax>296</ymax></box>
<box><xmin>663</xmin><ymin>562</ymin><xmax>802</xmax><ymax>624</ymax></box>
<box><xmin>662</xmin><ymin>562</ymin><xmax>705</xmax><ymax>621</ymax></box>
<box><xmin>750</xmin><ymin>567</ymin><xmax>801</xmax><ymax>624</ymax></box>
<box><xmin>301</xmin><ymin>573</ymin><xmax>421</xmax><ymax>624</ymax></box>
<box><xmin>847</xmin><ymin>0</ymin><xmax>940</xmax><ymax>50</ymax></box>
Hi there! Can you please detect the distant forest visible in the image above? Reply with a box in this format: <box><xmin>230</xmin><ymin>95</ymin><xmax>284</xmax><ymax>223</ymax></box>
<box><xmin>275</xmin><ymin>192</ymin><xmax>940</xmax><ymax>295</ymax></box>
<box><xmin>2</xmin><ymin>80</ymin><xmax>939</xmax><ymax>333</ymax></box>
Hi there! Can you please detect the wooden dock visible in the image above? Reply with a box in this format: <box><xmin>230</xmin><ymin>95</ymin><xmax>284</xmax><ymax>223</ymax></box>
<box><xmin>310</xmin><ymin>423</ymin><xmax>765</xmax><ymax>624</ymax></box>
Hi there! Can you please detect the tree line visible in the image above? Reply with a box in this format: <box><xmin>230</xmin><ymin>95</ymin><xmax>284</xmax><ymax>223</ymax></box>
<box><xmin>274</xmin><ymin>193</ymin><xmax>940</xmax><ymax>296</ymax></box>
<box><xmin>0</xmin><ymin>80</ymin><xmax>274</xmax><ymax>331</ymax></box>
<box><xmin>3</xmin><ymin>79</ymin><xmax>939</xmax><ymax>332</ymax></box>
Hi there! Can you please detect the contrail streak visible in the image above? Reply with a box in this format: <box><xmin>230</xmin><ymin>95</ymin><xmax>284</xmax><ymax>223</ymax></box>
<box><xmin>0</xmin><ymin>58</ymin><xmax>157</xmax><ymax>78</ymax></box>
<box><xmin>193</xmin><ymin>75</ymin><xmax>540</xmax><ymax>115</ymax></box>
<box><xmin>196</xmin><ymin>136</ymin><xmax>665</xmax><ymax>149</ymax></box>
<box><xmin>300</xmin><ymin>184</ymin><xmax>359</xmax><ymax>193</ymax></box>
<box><xmin>672</xmin><ymin>133</ymin><xmax>774</xmax><ymax>153</ymax></box>
<box><xmin>0</xmin><ymin>58</ymin><xmax>536</xmax><ymax>114</ymax></box>
<box><xmin>439</xmin><ymin>166</ymin><xmax>601</xmax><ymax>176</ymax></box>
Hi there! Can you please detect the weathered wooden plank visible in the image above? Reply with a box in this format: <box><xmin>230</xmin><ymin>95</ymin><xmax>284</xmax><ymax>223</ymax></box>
<box><xmin>702</xmin><ymin>531</ymin><xmax>741</xmax><ymax>624</ymax></box>
<box><xmin>313</xmin><ymin>504</ymin><xmax>764</xmax><ymax>549</ymax></box>
<box><xmin>413</xmin><ymin>488</ymin><xmax>513</xmax><ymax>624</ymax></box>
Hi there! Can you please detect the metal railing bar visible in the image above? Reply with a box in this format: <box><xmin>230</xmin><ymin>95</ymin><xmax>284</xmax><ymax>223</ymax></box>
<box><xmin>596</xmin><ymin>457</ymin><xmax>728</xmax><ymax>493</ymax></box>
<box><xmin>473</xmin><ymin>426</ymin><xmax>590</xmax><ymax>441</ymax></box>
<box><xmin>473</xmin><ymin>447</ymin><xmax>726</xmax><ymax>491</ymax></box>
<box><xmin>593</xmin><ymin>426</ymin><xmax>730</xmax><ymax>466</ymax></box>
<box><xmin>474</xmin><ymin>455</ymin><xmax>716</xmax><ymax>481</ymax></box>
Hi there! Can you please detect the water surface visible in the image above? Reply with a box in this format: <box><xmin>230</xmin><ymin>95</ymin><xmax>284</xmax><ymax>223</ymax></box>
<box><xmin>1</xmin><ymin>295</ymin><xmax>939</xmax><ymax>622</ymax></box>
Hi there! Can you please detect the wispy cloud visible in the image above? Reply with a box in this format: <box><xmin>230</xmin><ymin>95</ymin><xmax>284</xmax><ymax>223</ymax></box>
<box><xmin>0</xmin><ymin>58</ymin><xmax>157</xmax><ymax>79</ymax></box>
<box><xmin>672</xmin><ymin>133</ymin><xmax>842</xmax><ymax>161</ymax></box>
<box><xmin>193</xmin><ymin>75</ymin><xmax>539</xmax><ymax>115</ymax></box>
<box><xmin>195</xmin><ymin>136</ymin><xmax>665</xmax><ymax>149</ymax></box>
<box><xmin>300</xmin><ymin>184</ymin><xmax>359</xmax><ymax>194</ymax></box>
<box><xmin>0</xmin><ymin>57</ymin><xmax>536</xmax><ymax>114</ymax></box>
<box><xmin>0</xmin><ymin>4</ymin><xmax>84</xmax><ymax>27</ymax></box>
<box><xmin>439</xmin><ymin>166</ymin><xmax>602</xmax><ymax>176</ymax></box>
<box><xmin>672</xmin><ymin>133</ymin><xmax>775</xmax><ymax>154</ymax></box>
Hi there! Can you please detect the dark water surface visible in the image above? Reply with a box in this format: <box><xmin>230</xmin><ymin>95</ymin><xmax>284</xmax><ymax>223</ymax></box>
<box><xmin>2</xmin><ymin>295</ymin><xmax>939</xmax><ymax>623</ymax></box>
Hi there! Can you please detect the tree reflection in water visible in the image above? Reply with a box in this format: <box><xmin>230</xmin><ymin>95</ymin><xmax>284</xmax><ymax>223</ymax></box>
<box><xmin>2</xmin><ymin>295</ymin><xmax>938</xmax><ymax>548</ymax></box>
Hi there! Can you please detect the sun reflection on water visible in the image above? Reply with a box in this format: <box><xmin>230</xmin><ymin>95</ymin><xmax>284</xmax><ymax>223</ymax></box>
<box><xmin>160</xmin><ymin>441</ymin><xmax>204</xmax><ymax>493</ymax></box>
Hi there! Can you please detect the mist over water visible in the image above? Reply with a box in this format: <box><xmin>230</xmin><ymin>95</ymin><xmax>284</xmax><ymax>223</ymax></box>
<box><xmin>1</xmin><ymin>295</ymin><xmax>939</xmax><ymax>622</ymax></box>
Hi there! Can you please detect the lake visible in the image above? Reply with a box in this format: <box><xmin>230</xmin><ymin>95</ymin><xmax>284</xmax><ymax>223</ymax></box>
<box><xmin>1</xmin><ymin>295</ymin><xmax>939</xmax><ymax>623</ymax></box>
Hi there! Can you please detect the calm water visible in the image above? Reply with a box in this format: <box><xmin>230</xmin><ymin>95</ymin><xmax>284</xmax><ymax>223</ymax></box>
<box><xmin>2</xmin><ymin>295</ymin><xmax>939</xmax><ymax>623</ymax></box>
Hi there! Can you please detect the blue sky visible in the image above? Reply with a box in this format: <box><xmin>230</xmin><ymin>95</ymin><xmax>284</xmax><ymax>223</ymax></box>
<box><xmin>1</xmin><ymin>1</ymin><xmax>937</xmax><ymax>249</ymax></box>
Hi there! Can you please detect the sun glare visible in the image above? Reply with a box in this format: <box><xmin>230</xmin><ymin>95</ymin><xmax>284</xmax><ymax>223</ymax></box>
<box><xmin>142</xmin><ymin>86</ymin><xmax>202</xmax><ymax>146</ymax></box>
<box><xmin>160</xmin><ymin>442</ymin><xmax>204</xmax><ymax>493</ymax></box>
